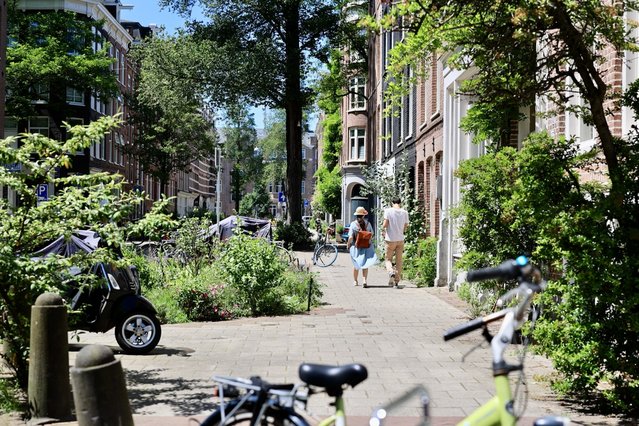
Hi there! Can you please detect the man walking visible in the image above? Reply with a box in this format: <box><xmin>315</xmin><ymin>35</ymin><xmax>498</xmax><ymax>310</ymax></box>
<box><xmin>382</xmin><ymin>196</ymin><xmax>409</xmax><ymax>288</ymax></box>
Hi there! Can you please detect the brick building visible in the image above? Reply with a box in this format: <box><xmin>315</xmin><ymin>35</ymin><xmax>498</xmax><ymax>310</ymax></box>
<box><xmin>333</xmin><ymin>0</ymin><xmax>639</xmax><ymax>287</ymax></box>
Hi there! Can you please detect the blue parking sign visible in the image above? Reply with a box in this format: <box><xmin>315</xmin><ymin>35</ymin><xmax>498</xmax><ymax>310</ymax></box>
<box><xmin>37</xmin><ymin>184</ymin><xmax>49</xmax><ymax>201</ymax></box>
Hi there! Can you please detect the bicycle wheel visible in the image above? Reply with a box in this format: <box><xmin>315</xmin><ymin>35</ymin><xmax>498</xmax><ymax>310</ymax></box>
<box><xmin>201</xmin><ymin>400</ymin><xmax>308</xmax><ymax>426</ymax></box>
<box><xmin>314</xmin><ymin>244</ymin><xmax>338</xmax><ymax>267</ymax></box>
<box><xmin>275</xmin><ymin>245</ymin><xmax>295</xmax><ymax>266</ymax></box>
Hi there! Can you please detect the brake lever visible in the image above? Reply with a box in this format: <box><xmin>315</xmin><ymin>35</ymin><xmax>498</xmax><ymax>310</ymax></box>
<box><xmin>461</xmin><ymin>327</ymin><xmax>491</xmax><ymax>362</ymax></box>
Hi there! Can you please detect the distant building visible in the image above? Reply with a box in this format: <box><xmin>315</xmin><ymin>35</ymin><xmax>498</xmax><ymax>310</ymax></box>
<box><xmin>4</xmin><ymin>0</ymin><xmax>168</xmax><ymax>216</ymax></box>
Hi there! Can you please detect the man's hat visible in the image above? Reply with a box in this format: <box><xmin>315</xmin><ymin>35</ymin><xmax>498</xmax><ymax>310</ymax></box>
<box><xmin>354</xmin><ymin>206</ymin><xmax>368</xmax><ymax>216</ymax></box>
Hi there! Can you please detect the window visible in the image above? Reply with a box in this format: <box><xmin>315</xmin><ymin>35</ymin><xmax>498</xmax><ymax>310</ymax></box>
<box><xmin>302</xmin><ymin>149</ymin><xmax>306</xmax><ymax>160</ymax></box>
<box><xmin>28</xmin><ymin>117</ymin><xmax>49</xmax><ymax>137</ymax></box>
<box><xmin>66</xmin><ymin>87</ymin><xmax>84</xmax><ymax>105</ymax></box>
<box><xmin>91</xmin><ymin>135</ymin><xmax>106</xmax><ymax>160</ymax></box>
<box><xmin>349</xmin><ymin>77</ymin><xmax>366</xmax><ymax>110</ymax></box>
<box><xmin>349</xmin><ymin>128</ymin><xmax>366</xmax><ymax>161</ymax></box>
<box><xmin>268</xmin><ymin>182</ymin><xmax>273</xmax><ymax>193</ymax></box>
<box><xmin>115</xmin><ymin>49</ymin><xmax>121</xmax><ymax>82</ymax></box>
<box><xmin>431</xmin><ymin>56</ymin><xmax>441</xmax><ymax>117</ymax></box>
<box><xmin>5</xmin><ymin>117</ymin><xmax>18</xmax><ymax>138</ymax></box>
<box><xmin>31</xmin><ymin>82</ymin><xmax>49</xmax><ymax>103</ymax></box>
<box><xmin>301</xmin><ymin>181</ymin><xmax>305</xmax><ymax>195</ymax></box>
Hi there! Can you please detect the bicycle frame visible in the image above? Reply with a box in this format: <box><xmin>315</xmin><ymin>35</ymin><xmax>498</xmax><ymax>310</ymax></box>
<box><xmin>317</xmin><ymin>396</ymin><xmax>346</xmax><ymax>426</ymax></box>
<box><xmin>462</xmin><ymin>375</ymin><xmax>515</xmax><ymax>426</ymax></box>
<box><xmin>438</xmin><ymin>258</ymin><xmax>547</xmax><ymax>426</ymax></box>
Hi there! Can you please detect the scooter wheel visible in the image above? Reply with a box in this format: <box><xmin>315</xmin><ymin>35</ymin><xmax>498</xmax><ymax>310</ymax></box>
<box><xmin>115</xmin><ymin>311</ymin><xmax>161</xmax><ymax>355</ymax></box>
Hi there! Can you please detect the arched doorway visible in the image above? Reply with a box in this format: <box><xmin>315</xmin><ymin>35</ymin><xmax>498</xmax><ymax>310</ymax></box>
<box><xmin>349</xmin><ymin>184</ymin><xmax>375</xmax><ymax>231</ymax></box>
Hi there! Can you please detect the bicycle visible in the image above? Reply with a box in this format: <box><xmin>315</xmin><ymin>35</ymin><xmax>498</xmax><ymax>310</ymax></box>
<box><xmin>311</xmin><ymin>229</ymin><xmax>338</xmax><ymax>267</ymax></box>
<box><xmin>373</xmin><ymin>256</ymin><xmax>569</xmax><ymax>426</ymax></box>
<box><xmin>200</xmin><ymin>363</ymin><xmax>369</xmax><ymax>426</ymax></box>
<box><xmin>201</xmin><ymin>256</ymin><xmax>569</xmax><ymax>426</ymax></box>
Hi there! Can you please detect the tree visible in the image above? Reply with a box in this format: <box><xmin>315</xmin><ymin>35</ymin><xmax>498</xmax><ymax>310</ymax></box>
<box><xmin>126</xmin><ymin>96</ymin><xmax>218</xmax><ymax>193</ymax></box>
<box><xmin>222</xmin><ymin>106</ymin><xmax>262</xmax><ymax>212</ymax></box>
<box><xmin>238</xmin><ymin>187</ymin><xmax>271</xmax><ymax>218</ymax></box>
<box><xmin>313</xmin><ymin>165</ymin><xmax>341</xmax><ymax>218</ymax></box>
<box><xmin>127</xmin><ymin>41</ymin><xmax>218</xmax><ymax>193</ymax></box>
<box><xmin>313</xmin><ymin>50</ymin><xmax>346</xmax><ymax>218</ymax></box>
<box><xmin>375</xmin><ymin>0</ymin><xmax>638</xmax><ymax>214</ymax></box>
<box><xmin>157</xmin><ymin>0</ymin><xmax>345</xmax><ymax>223</ymax></box>
<box><xmin>259</xmin><ymin>110</ymin><xmax>288</xmax><ymax>194</ymax></box>
<box><xmin>0</xmin><ymin>117</ymin><xmax>173</xmax><ymax>393</ymax></box>
<box><xmin>6</xmin><ymin>10</ymin><xmax>117</xmax><ymax>130</ymax></box>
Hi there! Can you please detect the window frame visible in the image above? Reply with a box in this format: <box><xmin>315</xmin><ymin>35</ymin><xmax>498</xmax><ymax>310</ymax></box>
<box><xmin>349</xmin><ymin>127</ymin><xmax>366</xmax><ymax>162</ymax></box>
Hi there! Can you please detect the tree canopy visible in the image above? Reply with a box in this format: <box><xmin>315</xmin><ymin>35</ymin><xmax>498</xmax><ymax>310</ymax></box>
<box><xmin>6</xmin><ymin>10</ymin><xmax>117</xmax><ymax>127</ymax></box>
<box><xmin>222</xmin><ymin>105</ymin><xmax>262</xmax><ymax>212</ymax></box>
<box><xmin>127</xmin><ymin>39</ymin><xmax>218</xmax><ymax>192</ymax></box>
<box><xmin>151</xmin><ymin>0</ymin><xmax>350</xmax><ymax>222</ymax></box>
<box><xmin>373</xmin><ymin>0</ymin><xmax>639</xmax><ymax>199</ymax></box>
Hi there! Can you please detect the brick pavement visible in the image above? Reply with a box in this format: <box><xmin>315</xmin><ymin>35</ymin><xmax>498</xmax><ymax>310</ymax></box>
<box><xmin>6</xmin><ymin>250</ymin><xmax>626</xmax><ymax>425</ymax></box>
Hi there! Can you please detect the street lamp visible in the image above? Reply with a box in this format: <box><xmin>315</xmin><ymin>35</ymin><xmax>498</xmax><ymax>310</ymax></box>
<box><xmin>215</xmin><ymin>144</ymin><xmax>222</xmax><ymax>226</ymax></box>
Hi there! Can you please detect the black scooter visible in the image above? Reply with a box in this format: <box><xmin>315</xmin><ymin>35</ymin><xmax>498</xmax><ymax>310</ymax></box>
<box><xmin>33</xmin><ymin>230</ymin><xmax>161</xmax><ymax>354</ymax></box>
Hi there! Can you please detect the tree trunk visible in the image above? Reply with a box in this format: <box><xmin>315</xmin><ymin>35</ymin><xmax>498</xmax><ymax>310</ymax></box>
<box><xmin>283</xmin><ymin>2</ymin><xmax>303</xmax><ymax>224</ymax></box>
<box><xmin>552</xmin><ymin>4</ymin><xmax>622</xmax><ymax>198</ymax></box>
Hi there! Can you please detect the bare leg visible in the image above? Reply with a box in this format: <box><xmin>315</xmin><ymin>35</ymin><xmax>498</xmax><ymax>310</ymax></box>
<box><xmin>352</xmin><ymin>268</ymin><xmax>359</xmax><ymax>285</ymax></box>
<box><xmin>395</xmin><ymin>241</ymin><xmax>405</xmax><ymax>283</ymax></box>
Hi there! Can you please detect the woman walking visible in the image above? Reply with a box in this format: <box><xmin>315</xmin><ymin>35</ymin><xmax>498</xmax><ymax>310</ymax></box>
<box><xmin>347</xmin><ymin>207</ymin><xmax>377</xmax><ymax>288</ymax></box>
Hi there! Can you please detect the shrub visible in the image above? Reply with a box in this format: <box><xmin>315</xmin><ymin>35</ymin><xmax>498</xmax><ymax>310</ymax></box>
<box><xmin>404</xmin><ymin>237</ymin><xmax>438</xmax><ymax>287</ymax></box>
<box><xmin>272</xmin><ymin>270</ymin><xmax>323</xmax><ymax>314</ymax></box>
<box><xmin>454</xmin><ymin>131</ymin><xmax>639</xmax><ymax>413</ymax></box>
<box><xmin>274</xmin><ymin>222</ymin><xmax>312</xmax><ymax>250</ymax></box>
<box><xmin>172</xmin><ymin>216</ymin><xmax>215</xmax><ymax>275</ymax></box>
<box><xmin>456</xmin><ymin>282</ymin><xmax>497</xmax><ymax>318</ymax></box>
<box><xmin>145</xmin><ymin>285</ymin><xmax>189</xmax><ymax>324</ymax></box>
<box><xmin>217</xmin><ymin>233</ymin><xmax>287</xmax><ymax>316</ymax></box>
<box><xmin>177</xmin><ymin>284</ymin><xmax>236</xmax><ymax>321</ymax></box>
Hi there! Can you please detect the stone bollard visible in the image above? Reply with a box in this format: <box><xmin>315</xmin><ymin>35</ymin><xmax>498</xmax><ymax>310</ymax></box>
<box><xmin>28</xmin><ymin>292</ymin><xmax>72</xmax><ymax>421</ymax></box>
<box><xmin>70</xmin><ymin>345</ymin><xmax>134</xmax><ymax>426</ymax></box>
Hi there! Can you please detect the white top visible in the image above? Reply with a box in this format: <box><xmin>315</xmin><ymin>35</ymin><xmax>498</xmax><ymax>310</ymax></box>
<box><xmin>383</xmin><ymin>207</ymin><xmax>409</xmax><ymax>242</ymax></box>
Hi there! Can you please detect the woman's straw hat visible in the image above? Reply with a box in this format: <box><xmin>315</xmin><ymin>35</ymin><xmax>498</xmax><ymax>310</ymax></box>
<box><xmin>354</xmin><ymin>206</ymin><xmax>368</xmax><ymax>216</ymax></box>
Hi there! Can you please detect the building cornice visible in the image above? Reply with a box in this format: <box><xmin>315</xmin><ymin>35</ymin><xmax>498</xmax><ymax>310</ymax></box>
<box><xmin>18</xmin><ymin>0</ymin><xmax>133</xmax><ymax>48</ymax></box>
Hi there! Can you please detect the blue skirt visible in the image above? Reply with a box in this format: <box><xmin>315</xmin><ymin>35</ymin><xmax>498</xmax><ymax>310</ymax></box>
<box><xmin>349</xmin><ymin>245</ymin><xmax>378</xmax><ymax>270</ymax></box>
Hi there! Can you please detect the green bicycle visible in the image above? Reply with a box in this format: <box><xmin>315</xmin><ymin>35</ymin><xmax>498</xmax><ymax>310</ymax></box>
<box><xmin>200</xmin><ymin>256</ymin><xmax>570</xmax><ymax>426</ymax></box>
<box><xmin>371</xmin><ymin>256</ymin><xmax>570</xmax><ymax>426</ymax></box>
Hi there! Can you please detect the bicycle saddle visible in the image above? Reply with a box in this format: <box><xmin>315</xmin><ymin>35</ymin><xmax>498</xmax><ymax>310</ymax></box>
<box><xmin>298</xmin><ymin>363</ymin><xmax>368</xmax><ymax>396</ymax></box>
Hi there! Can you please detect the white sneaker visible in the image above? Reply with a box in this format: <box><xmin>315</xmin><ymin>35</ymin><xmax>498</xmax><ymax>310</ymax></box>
<box><xmin>353</xmin><ymin>281</ymin><xmax>359</xmax><ymax>286</ymax></box>
<box><xmin>388</xmin><ymin>272</ymin><xmax>395</xmax><ymax>286</ymax></box>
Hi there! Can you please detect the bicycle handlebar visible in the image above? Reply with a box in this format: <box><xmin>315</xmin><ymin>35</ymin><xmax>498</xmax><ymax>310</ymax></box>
<box><xmin>466</xmin><ymin>256</ymin><xmax>532</xmax><ymax>282</ymax></box>
<box><xmin>443</xmin><ymin>310</ymin><xmax>508</xmax><ymax>341</ymax></box>
<box><xmin>445</xmin><ymin>256</ymin><xmax>545</xmax><ymax>341</ymax></box>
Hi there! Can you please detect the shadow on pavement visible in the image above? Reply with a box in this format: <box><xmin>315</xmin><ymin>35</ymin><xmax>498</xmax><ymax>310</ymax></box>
<box><xmin>124</xmin><ymin>368</ymin><xmax>214</xmax><ymax>416</ymax></box>
<box><xmin>69</xmin><ymin>342</ymin><xmax>194</xmax><ymax>357</ymax></box>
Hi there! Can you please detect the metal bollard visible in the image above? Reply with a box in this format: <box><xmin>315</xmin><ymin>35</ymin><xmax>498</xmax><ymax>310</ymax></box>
<box><xmin>28</xmin><ymin>292</ymin><xmax>72</xmax><ymax>421</ymax></box>
<box><xmin>307</xmin><ymin>272</ymin><xmax>313</xmax><ymax>312</ymax></box>
<box><xmin>70</xmin><ymin>345</ymin><xmax>134</xmax><ymax>426</ymax></box>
